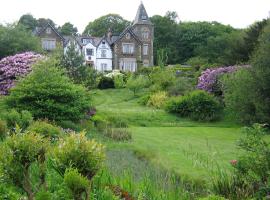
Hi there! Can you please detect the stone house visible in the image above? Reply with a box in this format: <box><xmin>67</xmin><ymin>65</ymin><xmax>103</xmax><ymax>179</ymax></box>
<box><xmin>37</xmin><ymin>2</ymin><xmax>154</xmax><ymax>72</ymax></box>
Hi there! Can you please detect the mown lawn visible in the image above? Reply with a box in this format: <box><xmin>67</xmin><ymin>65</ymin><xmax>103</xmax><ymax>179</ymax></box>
<box><xmin>91</xmin><ymin>89</ymin><xmax>243</xmax><ymax>180</ymax></box>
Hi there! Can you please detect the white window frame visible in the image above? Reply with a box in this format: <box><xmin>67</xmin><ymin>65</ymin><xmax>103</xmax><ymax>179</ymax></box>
<box><xmin>86</xmin><ymin>48</ymin><xmax>94</xmax><ymax>56</ymax></box>
<box><xmin>143</xmin><ymin>44</ymin><xmax>148</xmax><ymax>56</ymax></box>
<box><xmin>122</xmin><ymin>43</ymin><xmax>135</xmax><ymax>54</ymax></box>
<box><xmin>42</xmin><ymin>38</ymin><xmax>56</xmax><ymax>50</ymax></box>
<box><xmin>101</xmin><ymin>50</ymin><xmax>107</xmax><ymax>58</ymax></box>
<box><xmin>101</xmin><ymin>63</ymin><xmax>107</xmax><ymax>71</ymax></box>
<box><xmin>120</xmin><ymin>59</ymin><xmax>137</xmax><ymax>72</ymax></box>
<box><xmin>142</xmin><ymin>31</ymin><xmax>149</xmax><ymax>39</ymax></box>
<box><xmin>46</xmin><ymin>28</ymin><xmax>51</xmax><ymax>34</ymax></box>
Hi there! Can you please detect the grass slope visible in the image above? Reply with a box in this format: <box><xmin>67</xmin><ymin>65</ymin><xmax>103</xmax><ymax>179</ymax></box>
<box><xmin>91</xmin><ymin>88</ymin><xmax>243</xmax><ymax>180</ymax></box>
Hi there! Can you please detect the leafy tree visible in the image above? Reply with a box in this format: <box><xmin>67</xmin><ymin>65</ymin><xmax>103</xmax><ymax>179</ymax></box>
<box><xmin>6</xmin><ymin>58</ymin><xmax>91</xmax><ymax>122</ymax></box>
<box><xmin>126</xmin><ymin>75</ymin><xmax>149</xmax><ymax>96</ymax></box>
<box><xmin>0</xmin><ymin>24</ymin><xmax>41</xmax><ymax>59</ymax></box>
<box><xmin>60</xmin><ymin>22</ymin><xmax>78</xmax><ymax>36</ymax></box>
<box><xmin>37</xmin><ymin>18</ymin><xmax>56</xmax><ymax>28</ymax></box>
<box><xmin>83</xmin><ymin>14</ymin><xmax>130</xmax><ymax>36</ymax></box>
<box><xmin>18</xmin><ymin>14</ymin><xmax>37</xmax><ymax>31</ymax></box>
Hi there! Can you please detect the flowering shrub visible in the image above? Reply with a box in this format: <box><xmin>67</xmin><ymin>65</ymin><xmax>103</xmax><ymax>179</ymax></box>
<box><xmin>0</xmin><ymin>52</ymin><xmax>43</xmax><ymax>95</ymax></box>
<box><xmin>197</xmin><ymin>66</ymin><xmax>249</xmax><ymax>93</ymax></box>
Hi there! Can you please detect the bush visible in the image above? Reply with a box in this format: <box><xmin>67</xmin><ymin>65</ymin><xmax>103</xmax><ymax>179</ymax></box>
<box><xmin>0</xmin><ymin>120</ymin><xmax>7</xmax><ymax>140</ymax></box>
<box><xmin>98</xmin><ymin>76</ymin><xmax>115</xmax><ymax>89</ymax></box>
<box><xmin>198</xmin><ymin>195</ymin><xmax>226</xmax><ymax>200</ymax></box>
<box><xmin>0</xmin><ymin>52</ymin><xmax>43</xmax><ymax>95</ymax></box>
<box><xmin>5</xmin><ymin>59</ymin><xmax>91</xmax><ymax>122</ymax></box>
<box><xmin>27</xmin><ymin>120</ymin><xmax>62</xmax><ymax>141</ymax></box>
<box><xmin>138</xmin><ymin>94</ymin><xmax>150</xmax><ymax>105</ymax></box>
<box><xmin>64</xmin><ymin>168</ymin><xmax>89</xmax><ymax>200</ymax></box>
<box><xmin>147</xmin><ymin>91</ymin><xmax>168</xmax><ymax>109</ymax></box>
<box><xmin>113</xmin><ymin>75</ymin><xmax>125</xmax><ymax>88</ymax></box>
<box><xmin>126</xmin><ymin>75</ymin><xmax>149</xmax><ymax>96</ymax></box>
<box><xmin>57</xmin><ymin>120</ymin><xmax>81</xmax><ymax>132</ymax></box>
<box><xmin>5</xmin><ymin>109</ymin><xmax>33</xmax><ymax>129</ymax></box>
<box><xmin>165</xmin><ymin>90</ymin><xmax>222</xmax><ymax>121</ymax></box>
<box><xmin>51</xmin><ymin>132</ymin><xmax>105</xmax><ymax>180</ymax></box>
<box><xmin>0</xmin><ymin>132</ymin><xmax>48</xmax><ymax>200</ymax></box>
<box><xmin>168</xmin><ymin>77</ymin><xmax>194</xmax><ymax>96</ymax></box>
<box><xmin>149</xmin><ymin>68</ymin><xmax>176</xmax><ymax>90</ymax></box>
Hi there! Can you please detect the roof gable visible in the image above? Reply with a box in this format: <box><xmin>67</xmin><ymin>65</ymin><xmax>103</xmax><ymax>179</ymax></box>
<box><xmin>36</xmin><ymin>23</ymin><xmax>65</xmax><ymax>41</ymax></box>
<box><xmin>112</xmin><ymin>26</ymin><xmax>142</xmax><ymax>45</ymax></box>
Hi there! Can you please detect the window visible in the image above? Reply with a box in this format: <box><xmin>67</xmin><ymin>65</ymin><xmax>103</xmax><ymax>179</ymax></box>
<box><xmin>122</xmin><ymin>43</ymin><xmax>134</xmax><ymax>54</ymax></box>
<box><xmin>82</xmin><ymin>39</ymin><xmax>91</xmax><ymax>44</ymax></box>
<box><xmin>86</xmin><ymin>48</ymin><xmax>94</xmax><ymax>56</ymax></box>
<box><xmin>101</xmin><ymin>63</ymin><xmax>107</xmax><ymax>71</ymax></box>
<box><xmin>143</xmin><ymin>44</ymin><xmax>148</xmax><ymax>55</ymax></box>
<box><xmin>141</xmin><ymin>15</ymin><xmax>147</xmax><ymax>20</ymax></box>
<box><xmin>101</xmin><ymin>50</ymin><xmax>107</xmax><ymax>58</ymax></box>
<box><xmin>126</xmin><ymin>33</ymin><xmax>130</xmax><ymax>39</ymax></box>
<box><xmin>142</xmin><ymin>31</ymin><xmax>149</xmax><ymax>39</ymax></box>
<box><xmin>46</xmin><ymin>28</ymin><xmax>51</xmax><ymax>34</ymax></box>
<box><xmin>121</xmin><ymin>60</ymin><xmax>137</xmax><ymax>72</ymax></box>
<box><xmin>42</xmin><ymin>39</ymin><xmax>56</xmax><ymax>50</ymax></box>
<box><xmin>102</xmin><ymin>41</ymin><xmax>106</xmax><ymax>47</ymax></box>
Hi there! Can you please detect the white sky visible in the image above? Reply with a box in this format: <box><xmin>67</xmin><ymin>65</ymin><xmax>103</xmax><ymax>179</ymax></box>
<box><xmin>0</xmin><ymin>0</ymin><xmax>269</xmax><ymax>32</ymax></box>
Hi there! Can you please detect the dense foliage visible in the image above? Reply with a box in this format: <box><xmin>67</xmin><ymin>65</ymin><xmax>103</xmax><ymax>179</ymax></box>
<box><xmin>0</xmin><ymin>52</ymin><xmax>43</xmax><ymax>95</ymax></box>
<box><xmin>6</xmin><ymin>59</ymin><xmax>91</xmax><ymax>121</ymax></box>
<box><xmin>166</xmin><ymin>90</ymin><xmax>222</xmax><ymax>121</ymax></box>
<box><xmin>83</xmin><ymin>14</ymin><xmax>130</xmax><ymax>36</ymax></box>
<box><xmin>59</xmin><ymin>22</ymin><xmax>78</xmax><ymax>36</ymax></box>
<box><xmin>0</xmin><ymin>25</ymin><xmax>41</xmax><ymax>59</ymax></box>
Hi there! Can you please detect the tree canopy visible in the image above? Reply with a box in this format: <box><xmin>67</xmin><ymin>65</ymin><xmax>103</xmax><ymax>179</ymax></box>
<box><xmin>83</xmin><ymin>14</ymin><xmax>130</xmax><ymax>37</ymax></box>
<box><xmin>59</xmin><ymin>22</ymin><xmax>78</xmax><ymax>36</ymax></box>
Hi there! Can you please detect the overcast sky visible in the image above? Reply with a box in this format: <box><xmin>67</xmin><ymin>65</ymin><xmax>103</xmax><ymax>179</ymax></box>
<box><xmin>0</xmin><ymin>0</ymin><xmax>269</xmax><ymax>32</ymax></box>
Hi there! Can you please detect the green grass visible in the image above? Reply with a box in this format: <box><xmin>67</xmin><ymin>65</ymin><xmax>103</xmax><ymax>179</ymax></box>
<box><xmin>91</xmin><ymin>88</ymin><xmax>243</xmax><ymax>181</ymax></box>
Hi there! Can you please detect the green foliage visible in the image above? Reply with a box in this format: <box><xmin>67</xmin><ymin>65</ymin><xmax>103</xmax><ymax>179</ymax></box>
<box><xmin>165</xmin><ymin>90</ymin><xmax>222</xmax><ymax>121</ymax></box>
<box><xmin>126</xmin><ymin>75</ymin><xmax>149</xmax><ymax>96</ymax></box>
<box><xmin>0</xmin><ymin>24</ymin><xmax>41</xmax><ymax>59</ymax></box>
<box><xmin>51</xmin><ymin>132</ymin><xmax>105</xmax><ymax>180</ymax></box>
<box><xmin>167</xmin><ymin>77</ymin><xmax>194</xmax><ymax>96</ymax></box>
<box><xmin>149</xmin><ymin>68</ymin><xmax>176</xmax><ymax>90</ymax></box>
<box><xmin>6</xmin><ymin>60</ymin><xmax>91</xmax><ymax>122</ymax></box>
<box><xmin>64</xmin><ymin>168</ymin><xmax>89</xmax><ymax>200</ymax></box>
<box><xmin>18</xmin><ymin>14</ymin><xmax>37</xmax><ymax>31</ymax></box>
<box><xmin>147</xmin><ymin>91</ymin><xmax>168</xmax><ymax>109</ymax></box>
<box><xmin>0</xmin><ymin>120</ymin><xmax>7</xmax><ymax>140</ymax></box>
<box><xmin>157</xmin><ymin>48</ymin><xmax>169</xmax><ymax>68</ymax></box>
<box><xmin>198</xmin><ymin>195</ymin><xmax>226</xmax><ymax>200</ymax></box>
<box><xmin>83</xmin><ymin>14</ymin><xmax>130</xmax><ymax>36</ymax></box>
<box><xmin>5</xmin><ymin>109</ymin><xmax>33</xmax><ymax>129</ymax></box>
<box><xmin>102</xmin><ymin>127</ymin><xmax>132</xmax><ymax>141</ymax></box>
<box><xmin>113</xmin><ymin>75</ymin><xmax>126</xmax><ymax>88</ymax></box>
<box><xmin>59</xmin><ymin>22</ymin><xmax>78</xmax><ymax>36</ymax></box>
<box><xmin>35</xmin><ymin>190</ymin><xmax>52</xmax><ymax>200</ymax></box>
<box><xmin>222</xmin><ymin>68</ymin><xmax>255</xmax><ymax>124</ymax></box>
<box><xmin>79</xmin><ymin>67</ymin><xmax>100</xmax><ymax>89</ymax></box>
<box><xmin>27</xmin><ymin>120</ymin><xmax>62</xmax><ymax>140</ymax></box>
<box><xmin>98</xmin><ymin>76</ymin><xmax>115</xmax><ymax>89</ymax></box>
<box><xmin>138</xmin><ymin>94</ymin><xmax>151</xmax><ymax>105</ymax></box>
<box><xmin>0</xmin><ymin>132</ymin><xmax>48</xmax><ymax>200</ymax></box>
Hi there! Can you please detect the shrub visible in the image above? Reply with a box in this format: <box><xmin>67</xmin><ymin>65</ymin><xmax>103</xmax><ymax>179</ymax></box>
<box><xmin>5</xmin><ymin>60</ymin><xmax>91</xmax><ymax>122</ymax></box>
<box><xmin>0</xmin><ymin>120</ymin><xmax>7</xmax><ymax>140</ymax></box>
<box><xmin>147</xmin><ymin>91</ymin><xmax>168</xmax><ymax>109</ymax></box>
<box><xmin>64</xmin><ymin>168</ymin><xmax>89</xmax><ymax>200</ymax></box>
<box><xmin>113</xmin><ymin>75</ymin><xmax>125</xmax><ymax>88</ymax></box>
<box><xmin>27</xmin><ymin>120</ymin><xmax>62</xmax><ymax>141</ymax></box>
<box><xmin>98</xmin><ymin>76</ymin><xmax>115</xmax><ymax>89</ymax></box>
<box><xmin>138</xmin><ymin>94</ymin><xmax>150</xmax><ymax>105</ymax></box>
<box><xmin>168</xmin><ymin>77</ymin><xmax>194</xmax><ymax>96</ymax></box>
<box><xmin>126</xmin><ymin>75</ymin><xmax>149</xmax><ymax>96</ymax></box>
<box><xmin>165</xmin><ymin>90</ymin><xmax>222</xmax><ymax>121</ymax></box>
<box><xmin>149</xmin><ymin>68</ymin><xmax>176</xmax><ymax>90</ymax></box>
<box><xmin>0</xmin><ymin>132</ymin><xmax>48</xmax><ymax>200</ymax></box>
<box><xmin>5</xmin><ymin>109</ymin><xmax>33</xmax><ymax>129</ymax></box>
<box><xmin>198</xmin><ymin>195</ymin><xmax>226</xmax><ymax>200</ymax></box>
<box><xmin>57</xmin><ymin>120</ymin><xmax>81</xmax><ymax>132</ymax></box>
<box><xmin>51</xmin><ymin>132</ymin><xmax>105</xmax><ymax>180</ymax></box>
<box><xmin>0</xmin><ymin>52</ymin><xmax>43</xmax><ymax>95</ymax></box>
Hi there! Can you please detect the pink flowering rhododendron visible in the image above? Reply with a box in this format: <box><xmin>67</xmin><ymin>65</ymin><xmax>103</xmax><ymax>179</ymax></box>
<box><xmin>0</xmin><ymin>52</ymin><xmax>43</xmax><ymax>95</ymax></box>
<box><xmin>230</xmin><ymin>159</ymin><xmax>238</xmax><ymax>166</ymax></box>
<box><xmin>197</xmin><ymin>66</ymin><xmax>250</xmax><ymax>93</ymax></box>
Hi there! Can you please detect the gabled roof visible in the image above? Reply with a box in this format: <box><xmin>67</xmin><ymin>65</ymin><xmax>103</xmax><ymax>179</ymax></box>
<box><xmin>96</xmin><ymin>35</ymin><xmax>111</xmax><ymax>47</ymax></box>
<box><xmin>133</xmin><ymin>2</ymin><xmax>152</xmax><ymax>25</ymax></box>
<box><xmin>36</xmin><ymin>23</ymin><xmax>65</xmax><ymax>41</ymax></box>
<box><xmin>111</xmin><ymin>26</ymin><xmax>142</xmax><ymax>45</ymax></box>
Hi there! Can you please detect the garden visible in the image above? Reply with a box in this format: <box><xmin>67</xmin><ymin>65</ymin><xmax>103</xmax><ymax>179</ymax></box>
<box><xmin>1</xmin><ymin>13</ymin><xmax>270</xmax><ymax>200</ymax></box>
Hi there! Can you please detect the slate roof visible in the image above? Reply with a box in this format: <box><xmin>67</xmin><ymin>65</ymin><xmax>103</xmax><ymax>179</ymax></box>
<box><xmin>133</xmin><ymin>2</ymin><xmax>153</xmax><ymax>25</ymax></box>
<box><xmin>35</xmin><ymin>23</ymin><xmax>65</xmax><ymax>41</ymax></box>
<box><xmin>111</xmin><ymin>26</ymin><xmax>142</xmax><ymax>45</ymax></box>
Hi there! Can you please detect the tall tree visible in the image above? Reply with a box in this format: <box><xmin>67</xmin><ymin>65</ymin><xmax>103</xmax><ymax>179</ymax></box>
<box><xmin>0</xmin><ymin>24</ymin><xmax>41</xmax><ymax>59</ymax></box>
<box><xmin>37</xmin><ymin>18</ymin><xmax>56</xmax><ymax>28</ymax></box>
<box><xmin>18</xmin><ymin>14</ymin><xmax>37</xmax><ymax>31</ymax></box>
<box><xmin>60</xmin><ymin>22</ymin><xmax>78</xmax><ymax>36</ymax></box>
<box><xmin>83</xmin><ymin>14</ymin><xmax>130</xmax><ymax>36</ymax></box>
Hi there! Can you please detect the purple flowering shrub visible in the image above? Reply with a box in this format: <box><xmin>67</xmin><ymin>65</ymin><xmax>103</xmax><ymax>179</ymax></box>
<box><xmin>197</xmin><ymin>66</ymin><xmax>249</xmax><ymax>93</ymax></box>
<box><xmin>0</xmin><ymin>52</ymin><xmax>43</xmax><ymax>95</ymax></box>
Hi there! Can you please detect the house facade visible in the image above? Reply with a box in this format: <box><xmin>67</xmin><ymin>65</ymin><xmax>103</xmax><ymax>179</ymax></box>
<box><xmin>37</xmin><ymin>2</ymin><xmax>154</xmax><ymax>72</ymax></box>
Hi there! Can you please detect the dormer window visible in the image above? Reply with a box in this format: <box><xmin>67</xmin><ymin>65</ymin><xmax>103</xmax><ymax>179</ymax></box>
<box><xmin>46</xmin><ymin>28</ymin><xmax>51</xmax><ymax>34</ymax></box>
<box><xmin>82</xmin><ymin>39</ymin><xmax>91</xmax><ymax>44</ymax></box>
<box><xmin>141</xmin><ymin>15</ymin><xmax>147</xmax><ymax>20</ymax></box>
